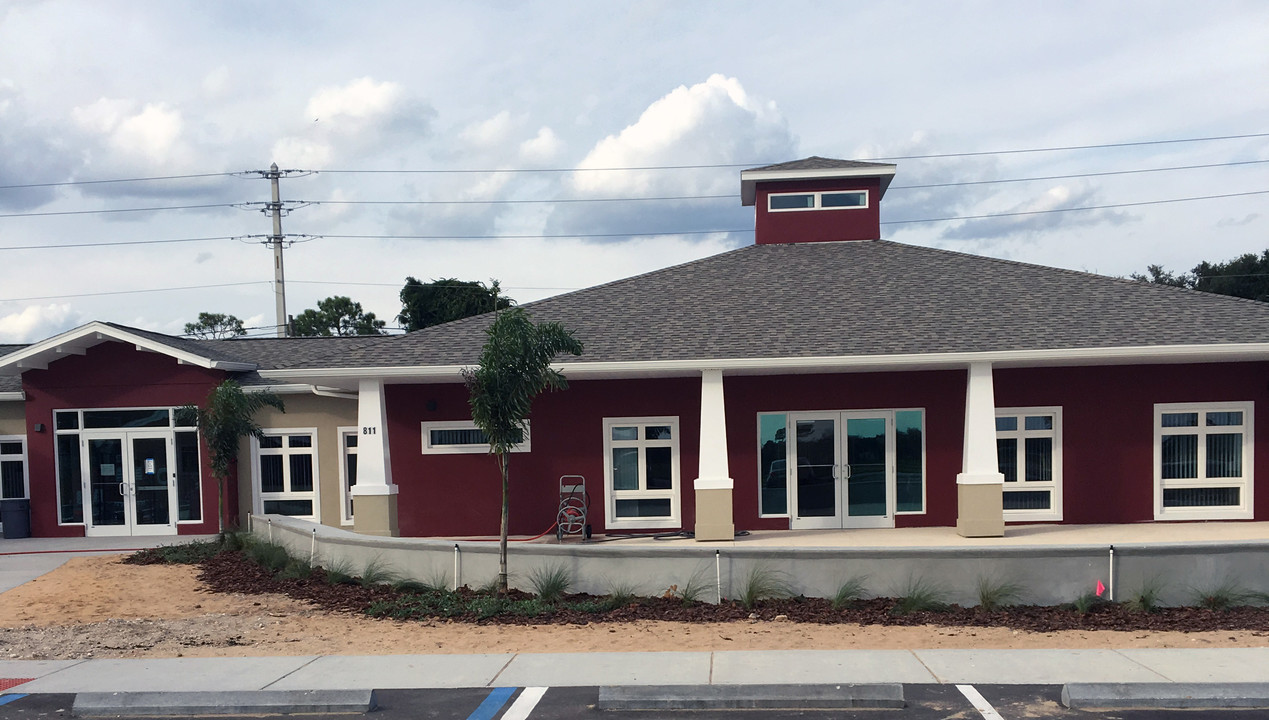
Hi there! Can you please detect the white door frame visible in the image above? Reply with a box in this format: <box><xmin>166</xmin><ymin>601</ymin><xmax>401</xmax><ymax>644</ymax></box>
<box><xmin>788</xmin><ymin>410</ymin><xmax>896</xmax><ymax>530</ymax></box>
<box><xmin>82</xmin><ymin>430</ymin><xmax>177</xmax><ymax>537</ymax></box>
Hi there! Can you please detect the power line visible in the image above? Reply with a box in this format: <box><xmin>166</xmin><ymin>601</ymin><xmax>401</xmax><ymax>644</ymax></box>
<box><xmin>288</xmin><ymin>279</ymin><xmax>581</xmax><ymax>291</ymax></box>
<box><xmin>0</xmin><ymin>281</ymin><xmax>269</xmax><ymax>303</ymax></box>
<box><xmin>889</xmin><ymin>159</ymin><xmax>1269</xmax><ymax>190</ymax></box>
<box><xmin>320</xmin><ymin>229</ymin><xmax>751</xmax><ymax>240</ymax></box>
<box><xmin>0</xmin><ymin>235</ymin><xmax>240</xmax><ymax>252</ymax></box>
<box><xmin>882</xmin><ymin>189</ymin><xmax>1269</xmax><ymax>226</ymax></box>
<box><xmin>311</xmin><ymin>194</ymin><xmax>734</xmax><ymax>206</ymax></box>
<box><xmin>0</xmin><ymin>131</ymin><xmax>1263</xmax><ymax>192</ymax></box>
<box><xmin>0</xmin><ymin>202</ymin><xmax>240</xmax><ymax>219</ymax></box>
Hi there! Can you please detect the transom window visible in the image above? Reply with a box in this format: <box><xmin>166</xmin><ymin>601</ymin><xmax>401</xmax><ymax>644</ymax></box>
<box><xmin>1155</xmin><ymin>402</ymin><xmax>1253</xmax><ymax>520</ymax></box>
<box><xmin>420</xmin><ymin>420</ymin><xmax>531</xmax><ymax>454</ymax></box>
<box><xmin>0</xmin><ymin>436</ymin><xmax>27</xmax><ymax>500</ymax></box>
<box><xmin>996</xmin><ymin>408</ymin><xmax>1062</xmax><ymax>521</ymax></box>
<box><xmin>768</xmin><ymin>190</ymin><xmax>868</xmax><ymax>212</ymax></box>
<box><xmin>254</xmin><ymin>429</ymin><xmax>318</xmax><ymax>519</ymax></box>
<box><xmin>603</xmin><ymin>417</ymin><xmax>680</xmax><ymax>529</ymax></box>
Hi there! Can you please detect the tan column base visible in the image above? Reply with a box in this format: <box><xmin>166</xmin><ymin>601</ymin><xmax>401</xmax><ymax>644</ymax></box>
<box><xmin>956</xmin><ymin>482</ymin><xmax>1004</xmax><ymax>537</ymax></box>
<box><xmin>353</xmin><ymin>493</ymin><xmax>399</xmax><ymax>537</ymax></box>
<box><xmin>694</xmin><ymin>487</ymin><xmax>734</xmax><ymax>541</ymax></box>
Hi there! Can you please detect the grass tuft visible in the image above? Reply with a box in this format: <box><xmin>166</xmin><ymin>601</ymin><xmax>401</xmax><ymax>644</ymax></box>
<box><xmin>1069</xmin><ymin>591</ymin><xmax>1104</xmax><ymax>615</ymax></box>
<box><xmin>125</xmin><ymin>539</ymin><xmax>223</xmax><ymax>565</ymax></box>
<box><xmin>322</xmin><ymin>557</ymin><xmax>356</xmax><ymax>585</ymax></box>
<box><xmin>528</xmin><ymin>564</ymin><xmax>573</xmax><ymax>603</ymax></box>
<box><xmin>278</xmin><ymin>557</ymin><xmax>315</xmax><ymax>580</ymax></box>
<box><xmin>891</xmin><ymin>576</ymin><xmax>950</xmax><ymax>615</ymax></box>
<box><xmin>975</xmin><ymin>576</ymin><xmax>1025</xmax><ymax>612</ymax></box>
<box><xmin>831</xmin><ymin>576</ymin><xmax>868</xmax><ymax>610</ymax></box>
<box><xmin>738</xmin><ymin>565</ymin><xmax>794</xmax><ymax>610</ymax></box>
<box><xmin>1125</xmin><ymin>577</ymin><xmax>1167</xmax><ymax>613</ymax></box>
<box><xmin>602</xmin><ymin>580</ymin><xmax>641</xmax><ymax>611</ymax></box>
<box><xmin>675</xmin><ymin>569</ymin><xmax>712</xmax><ymax>605</ymax></box>
<box><xmin>1191</xmin><ymin>579</ymin><xmax>1254</xmax><ymax>611</ymax></box>
<box><xmin>358</xmin><ymin>557</ymin><xmax>400</xmax><ymax>587</ymax></box>
<box><xmin>244</xmin><ymin>538</ymin><xmax>292</xmax><ymax>573</ymax></box>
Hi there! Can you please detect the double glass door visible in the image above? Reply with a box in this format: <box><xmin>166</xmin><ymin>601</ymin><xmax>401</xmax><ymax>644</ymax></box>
<box><xmin>789</xmin><ymin>411</ymin><xmax>895</xmax><ymax>529</ymax></box>
<box><xmin>85</xmin><ymin>431</ymin><xmax>175</xmax><ymax>536</ymax></box>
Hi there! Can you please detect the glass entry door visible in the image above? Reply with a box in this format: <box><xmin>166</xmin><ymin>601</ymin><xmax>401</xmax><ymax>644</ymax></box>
<box><xmin>85</xmin><ymin>431</ymin><xmax>176</xmax><ymax>536</ymax></box>
<box><xmin>789</xmin><ymin>411</ymin><xmax>895</xmax><ymax>529</ymax></box>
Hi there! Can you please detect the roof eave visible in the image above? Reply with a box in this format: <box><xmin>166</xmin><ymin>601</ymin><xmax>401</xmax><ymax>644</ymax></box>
<box><xmin>258</xmin><ymin>342</ymin><xmax>1269</xmax><ymax>387</ymax></box>
<box><xmin>740</xmin><ymin>165</ymin><xmax>898</xmax><ymax>205</ymax></box>
<box><xmin>0</xmin><ymin>321</ymin><xmax>257</xmax><ymax>376</ymax></box>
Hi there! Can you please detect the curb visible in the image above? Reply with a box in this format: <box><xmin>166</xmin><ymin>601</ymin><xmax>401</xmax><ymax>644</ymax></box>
<box><xmin>597</xmin><ymin>683</ymin><xmax>905</xmax><ymax>710</ymax></box>
<box><xmin>1062</xmin><ymin>683</ymin><xmax>1269</xmax><ymax>709</ymax></box>
<box><xmin>72</xmin><ymin>689</ymin><xmax>378</xmax><ymax>716</ymax></box>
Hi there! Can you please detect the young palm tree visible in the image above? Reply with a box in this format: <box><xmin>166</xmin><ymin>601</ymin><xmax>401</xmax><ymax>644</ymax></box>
<box><xmin>178</xmin><ymin>380</ymin><xmax>285</xmax><ymax>538</ymax></box>
<box><xmin>463</xmin><ymin>308</ymin><xmax>582</xmax><ymax>592</ymax></box>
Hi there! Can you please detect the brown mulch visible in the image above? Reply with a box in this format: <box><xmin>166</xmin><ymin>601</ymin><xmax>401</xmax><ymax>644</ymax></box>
<box><xmin>194</xmin><ymin>550</ymin><xmax>1269</xmax><ymax>635</ymax></box>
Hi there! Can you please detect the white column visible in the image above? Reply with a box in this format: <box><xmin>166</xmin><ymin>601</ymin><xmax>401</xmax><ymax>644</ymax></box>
<box><xmin>352</xmin><ymin>378</ymin><xmax>397</xmax><ymax>497</ymax></box>
<box><xmin>958</xmin><ymin>362</ymin><xmax>1004</xmax><ymax>485</ymax></box>
<box><xmin>696</xmin><ymin>369</ymin><xmax>733</xmax><ymax>489</ymax></box>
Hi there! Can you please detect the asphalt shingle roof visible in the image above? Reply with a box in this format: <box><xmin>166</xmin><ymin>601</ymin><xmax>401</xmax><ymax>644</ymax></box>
<box><xmin>0</xmin><ymin>345</ymin><xmax>24</xmax><ymax>392</ymax></box>
<box><xmin>281</xmin><ymin>240</ymin><xmax>1269</xmax><ymax>369</ymax></box>
<box><xmin>746</xmin><ymin>157</ymin><xmax>897</xmax><ymax>172</ymax></box>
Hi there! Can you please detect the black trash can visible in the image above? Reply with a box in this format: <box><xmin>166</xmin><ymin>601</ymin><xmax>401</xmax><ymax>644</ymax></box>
<box><xmin>1</xmin><ymin>498</ymin><xmax>31</xmax><ymax>539</ymax></box>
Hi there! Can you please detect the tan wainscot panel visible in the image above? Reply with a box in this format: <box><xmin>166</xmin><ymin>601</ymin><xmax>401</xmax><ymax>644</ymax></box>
<box><xmin>0</xmin><ymin>399</ymin><xmax>25</xmax><ymax>435</ymax></box>
<box><xmin>236</xmin><ymin>393</ymin><xmax>357</xmax><ymax>529</ymax></box>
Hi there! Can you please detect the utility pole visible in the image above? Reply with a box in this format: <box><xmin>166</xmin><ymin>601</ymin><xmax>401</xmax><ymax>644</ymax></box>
<box><xmin>267</xmin><ymin>163</ymin><xmax>287</xmax><ymax>337</ymax></box>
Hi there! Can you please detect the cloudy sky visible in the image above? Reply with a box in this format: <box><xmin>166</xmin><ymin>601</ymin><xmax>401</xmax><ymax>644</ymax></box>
<box><xmin>1</xmin><ymin>1</ymin><xmax>1266</xmax><ymax>342</ymax></box>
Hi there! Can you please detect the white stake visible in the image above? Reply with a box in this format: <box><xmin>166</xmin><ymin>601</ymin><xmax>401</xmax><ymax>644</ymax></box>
<box><xmin>715</xmin><ymin>550</ymin><xmax>722</xmax><ymax>604</ymax></box>
<box><xmin>453</xmin><ymin>543</ymin><xmax>461</xmax><ymax>591</ymax></box>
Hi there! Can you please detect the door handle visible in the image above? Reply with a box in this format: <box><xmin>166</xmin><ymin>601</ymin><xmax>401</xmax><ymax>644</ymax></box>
<box><xmin>118</xmin><ymin>482</ymin><xmax>127</xmax><ymax>496</ymax></box>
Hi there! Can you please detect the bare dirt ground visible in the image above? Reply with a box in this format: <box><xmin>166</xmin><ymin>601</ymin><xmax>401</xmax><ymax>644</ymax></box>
<box><xmin>0</xmin><ymin>555</ymin><xmax>1265</xmax><ymax>660</ymax></box>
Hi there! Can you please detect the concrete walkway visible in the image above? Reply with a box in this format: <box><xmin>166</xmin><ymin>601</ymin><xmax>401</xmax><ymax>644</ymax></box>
<box><xmin>3</xmin><ymin>648</ymin><xmax>1269</xmax><ymax>693</ymax></box>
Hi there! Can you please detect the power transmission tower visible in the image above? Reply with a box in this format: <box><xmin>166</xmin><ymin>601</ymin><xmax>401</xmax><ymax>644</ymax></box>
<box><xmin>267</xmin><ymin>163</ymin><xmax>286</xmax><ymax>337</ymax></box>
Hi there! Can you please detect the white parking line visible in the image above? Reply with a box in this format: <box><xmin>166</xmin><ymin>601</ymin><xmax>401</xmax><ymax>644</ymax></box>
<box><xmin>501</xmin><ymin>686</ymin><xmax>548</xmax><ymax>720</ymax></box>
<box><xmin>956</xmin><ymin>684</ymin><xmax>1005</xmax><ymax>720</ymax></box>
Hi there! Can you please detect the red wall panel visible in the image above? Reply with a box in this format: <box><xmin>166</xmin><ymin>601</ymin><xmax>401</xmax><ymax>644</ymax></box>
<box><xmin>754</xmin><ymin>177</ymin><xmax>884</xmax><ymax>245</ymax></box>
<box><xmin>386</xmin><ymin>377</ymin><xmax>701</xmax><ymax>537</ymax></box>
<box><xmin>20</xmin><ymin>341</ymin><xmax>226</xmax><ymax>537</ymax></box>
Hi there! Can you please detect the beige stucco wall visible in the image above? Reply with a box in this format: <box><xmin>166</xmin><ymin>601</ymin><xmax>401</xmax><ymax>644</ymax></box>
<box><xmin>0</xmin><ymin>399</ymin><xmax>25</xmax><ymax>435</ymax></box>
<box><xmin>236</xmin><ymin>392</ymin><xmax>358</xmax><ymax>530</ymax></box>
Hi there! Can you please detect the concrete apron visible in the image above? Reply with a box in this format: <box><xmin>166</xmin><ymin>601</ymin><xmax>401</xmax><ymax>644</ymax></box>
<box><xmin>252</xmin><ymin>515</ymin><xmax>1269</xmax><ymax>606</ymax></box>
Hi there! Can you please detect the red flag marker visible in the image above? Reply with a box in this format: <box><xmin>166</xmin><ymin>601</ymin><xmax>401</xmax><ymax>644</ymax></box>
<box><xmin>1095</xmin><ymin>580</ymin><xmax>1106</xmax><ymax>597</ymax></box>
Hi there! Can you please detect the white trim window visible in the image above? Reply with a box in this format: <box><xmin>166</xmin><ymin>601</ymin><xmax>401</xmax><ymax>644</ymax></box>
<box><xmin>996</xmin><ymin>407</ymin><xmax>1062</xmax><ymax>521</ymax></box>
<box><xmin>0</xmin><ymin>435</ymin><xmax>28</xmax><ymax>500</ymax></box>
<box><xmin>768</xmin><ymin>190</ymin><xmax>868</xmax><ymax>212</ymax></box>
<box><xmin>1154</xmin><ymin>402</ymin><xmax>1253</xmax><ymax>520</ymax></box>
<box><xmin>253</xmin><ymin>429</ymin><xmax>319</xmax><ymax>519</ymax></box>
<box><xmin>420</xmin><ymin>420</ymin><xmax>531</xmax><ymax>454</ymax></box>
<box><xmin>338</xmin><ymin>427</ymin><xmax>358</xmax><ymax>525</ymax></box>
<box><xmin>603</xmin><ymin>417</ymin><xmax>680</xmax><ymax>529</ymax></box>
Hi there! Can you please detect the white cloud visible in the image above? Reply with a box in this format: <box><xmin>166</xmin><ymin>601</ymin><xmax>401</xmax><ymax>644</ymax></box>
<box><xmin>271</xmin><ymin>77</ymin><xmax>434</xmax><ymax>167</ymax></box>
<box><xmin>0</xmin><ymin>304</ymin><xmax>81</xmax><ymax>343</ymax></box>
<box><xmin>306</xmin><ymin>77</ymin><xmax>403</xmax><ymax>127</ymax></box>
<box><xmin>202</xmin><ymin>65</ymin><xmax>232</xmax><ymax>98</ymax></box>
<box><xmin>519</xmin><ymin>126</ymin><xmax>562</xmax><ymax>164</ymax></box>
<box><xmin>270</xmin><ymin>135</ymin><xmax>332</xmax><ymax>168</ymax></box>
<box><xmin>71</xmin><ymin>98</ymin><xmax>191</xmax><ymax>169</ymax></box>
<box><xmin>460</xmin><ymin>110</ymin><xmax>514</xmax><ymax>148</ymax></box>
<box><xmin>941</xmin><ymin>182</ymin><xmax>1132</xmax><ymax>241</ymax></box>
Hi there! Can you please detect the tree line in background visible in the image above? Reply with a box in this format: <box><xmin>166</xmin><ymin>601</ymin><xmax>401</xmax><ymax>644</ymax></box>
<box><xmin>1131</xmin><ymin>249</ymin><xmax>1269</xmax><ymax>303</ymax></box>
<box><xmin>183</xmin><ymin>277</ymin><xmax>512</xmax><ymax>339</ymax></box>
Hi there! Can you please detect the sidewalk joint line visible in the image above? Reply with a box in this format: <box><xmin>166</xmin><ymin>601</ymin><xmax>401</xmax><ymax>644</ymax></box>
<box><xmin>488</xmin><ymin>654</ymin><xmax>517</xmax><ymax>687</ymax></box>
<box><xmin>909</xmin><ymin>650</ymin><xmax>943</xmax><ymax>683</ymax></box>
<box><xmin>259</xmin><ymin>656</ymin><xmax>322</xmax><ymax>690</ymax></box>
<box><xmin>1111</xmin><ymin>649</ymin><xmax>1174</xmax><ymax>682</ymax></box>
<box><xmin>708</xmin><ymin>652</ymin><xmax>715</xmax><ymax>685</ymax></box>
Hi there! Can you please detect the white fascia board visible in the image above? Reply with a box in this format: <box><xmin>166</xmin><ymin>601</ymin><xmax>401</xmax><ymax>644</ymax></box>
<box><xmin>0</xmin><ymin>391</ymin><xmax>24</xmax><ymax>402</ymax></box>
<box><xmin>0</xmin><ymin>321</ymin><xmax>256</xmax><ymax>375</ymax></box>
<box><xmin>245</xmin><ymin>383</ymin><xmax>358</xmax><ymax>400</ymax></box>
<box><xmin>741</xmin><ymin>165</ymin><xmax>897</xmax><ymax>205</ymax></box>
<box><xmin>258</xmin><ymin>342</ymin><xmax>1269</xmax><ymax>384</ymax></box>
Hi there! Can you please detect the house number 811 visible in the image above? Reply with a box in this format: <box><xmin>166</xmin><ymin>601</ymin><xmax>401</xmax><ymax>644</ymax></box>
<box><xmin>362</xmin><ymin>427</ymin><xmax>377</xmax><ymax>435</ymax></box>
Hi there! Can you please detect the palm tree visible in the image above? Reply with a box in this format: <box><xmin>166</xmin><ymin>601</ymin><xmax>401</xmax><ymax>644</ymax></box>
<box><xmin>178</xmin><ymin>380</ymin><xmax>285</xmax><ymax>538</ymax></box>
<box><xmin>462</xmin><ymin>308</ymin><xmax>582</xmax><ymax>592</ymax></box>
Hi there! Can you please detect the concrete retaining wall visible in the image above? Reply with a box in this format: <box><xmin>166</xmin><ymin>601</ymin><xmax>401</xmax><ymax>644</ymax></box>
<box><xmin>251</xmin><ymin>515</ymin><xmax>1269</xmax><ymax>607</ymax></box>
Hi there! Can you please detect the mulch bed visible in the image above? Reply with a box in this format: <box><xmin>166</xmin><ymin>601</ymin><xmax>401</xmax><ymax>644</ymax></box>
<box><xmin>192</xmin><ymin>550</ymin><xmax>1269</xmax><ymax>634</ymax></box>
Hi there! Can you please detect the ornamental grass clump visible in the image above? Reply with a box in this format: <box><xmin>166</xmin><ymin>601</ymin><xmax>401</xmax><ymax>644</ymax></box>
<box><xmin>891</xmin><ymin>576</ymin><xmax>950</xmax><ymax>615</ymax></box>
<box><xmin>528</xmin><ymin>563</ymin><xmax>573</xmax><ymax>603</ymax></box>
<box><xmin>738</xmin><ymin>564</ymin><xmax>794</xmax><ymax>610</ymax></box>
<box><xmin>1191</xmin><ymin>579</ymin><xmax>1255</xmax><ymax>611</ymax></box>
<box><xmin>975</xmin><ymin>576</ymin><xmax>1025</xmax><ymax>612</ymax></box>
<box><xmin>831</xmin><ymin>576</ymin><xmax>868</xmax><ymax>610</ymax></box>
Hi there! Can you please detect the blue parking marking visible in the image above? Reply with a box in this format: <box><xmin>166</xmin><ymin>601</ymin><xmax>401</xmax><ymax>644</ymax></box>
<box><xmin>466</xmin><ymin>687</ymin><xmax>516</xmax><ymax>720</ymax></box>
<box><xmin>0</xmin><ymin>695</ymin><xmax>28</xmax><ymax>706</ymax></box>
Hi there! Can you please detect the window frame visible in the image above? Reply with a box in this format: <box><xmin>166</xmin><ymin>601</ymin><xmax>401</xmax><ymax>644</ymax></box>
<box><xmin>602</xmin><ymin>416</ymin><xmax>681</xmax><ymax>530</ymax></box>
<box><xmin>338</xmin><ymin>426</ymin><xmax>357</xmax><ymax>526</ymax></box>
<box><xmin>0</xmin><ymin>435</ymin><xmax>29</xmax><ymax>500</ymax></box>
<box><xmin>420</xmin><ymin>420</ymin><xmax>532</xmax><ymax>455</ymax></box>
<box><xmin>1153</xmin><ymin>401</ymin><xmax>1253</xmax><ymax>521</ymax></box>
<box><xmin>251</xmin><ymin>428</ymin><xmax>320</xmax><ymax>520</ymax></box>
<box><xmin>995</xmin><ymin>407</ymin><xmax>1063</xmax><ymax>522</ymax></box>
<box><xmin>767</xmin><ymin>189</ymin><xmax>869</xmax><ymax>213</ymax></box>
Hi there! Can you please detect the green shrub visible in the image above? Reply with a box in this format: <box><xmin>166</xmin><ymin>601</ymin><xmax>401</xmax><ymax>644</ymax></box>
<box><xmin>832</xmin><ymin>577</ymin><xmax>868</xmax><ymax>610</ymax></box>
<box><xmin>1069</xmin><ymin>591</ymin><xmax>1104</xmax><ymax>615</ymax></box>
<box><xmin>892</xmin><ymin>576</ymin><xmax>950</xmax><ymax>615</ymax></box>
<box><xmin>975</xmin><ymin>576</ymin><xmax>1024</xmax><ymax>611</ymax></box>
<box><xmin>1125</xmin><ymin>577</ymin><xmax>1167</xmax><ymax>613</ymax></box>
<box><xmin>602</xmin><ymin>580</ymin><xmax>641</xmax><ymax>611</ymax></box>
<box><xmin>245</xmin><ymin>539</ymin><xmax>291</xmax><ymax>572</ymax></box>
<box><xmin>278</xmin><ymin>558</ymin><xmax>315</xmax><ymax>580</ymax></box>
<box><xmin>126</xmin><ymin>539</ymin><xmax>223</xmax><ymax>565</ymax></box>
<box><xmin>528</xmin><ymin>564</ymin><xmax>573</xmax><ymax>602</ymax></box>
<box><xmin>675</xmin><ymin>570</ymin><xmax>712</xmax><ymax>605</ymax></box>
<box><xmin>738</xmin><ymin>564</ymin><xmax>793</xmax><ymax>610</ymax></box>
<box><xmin>323</xmin><ymin>557</ymin><xmax>355</xmax><ymax>585</ymax></box>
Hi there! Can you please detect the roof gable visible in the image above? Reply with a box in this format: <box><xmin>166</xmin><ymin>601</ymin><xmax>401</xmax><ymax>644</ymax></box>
<box><xmin>0</xmin><ymin>321</ymin><xmax>258</xmax><ymax>376</ymax></box>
